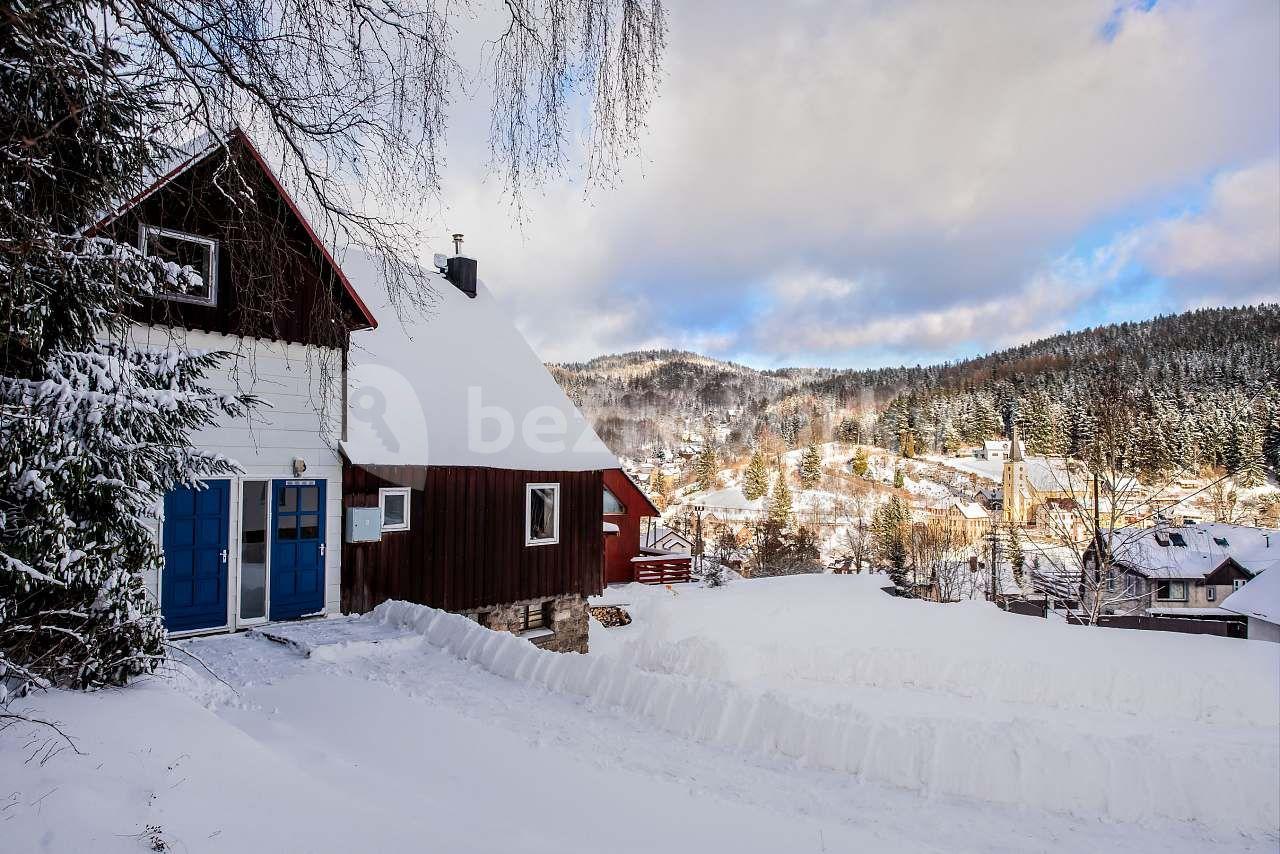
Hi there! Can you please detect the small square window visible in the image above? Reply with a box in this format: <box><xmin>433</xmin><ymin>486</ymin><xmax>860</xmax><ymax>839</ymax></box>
<box><xmin>526</xmin><ymin>483</ymin><xmax>560</xmax><ymax>546</ymax></box>
<box><xmin>1206</xmin><ymin>587</ymin><xmax>1216</xmax><ymax>602</ymax></box>
<box><xmin>140</xmin><ymin>225</ymin><xmax>218</xmax><ymax>306</ymax></box>
<box><xmin>379</xmin><ymin>487</ymin><xmax>411</xmax><ymax>532</ymax></box>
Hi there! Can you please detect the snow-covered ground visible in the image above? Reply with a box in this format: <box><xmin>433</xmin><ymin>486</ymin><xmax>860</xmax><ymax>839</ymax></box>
<box><xmin>3</xmin><ymin>575</ymin><xmax>1277</xmax><ymax>852</ymax></box>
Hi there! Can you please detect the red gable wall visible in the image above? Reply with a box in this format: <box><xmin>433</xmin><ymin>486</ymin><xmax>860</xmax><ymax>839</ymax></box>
<box><xmin>602</xmin><ymin>468</ymin><xmax>661</xmax><ymax>586</ymax></box>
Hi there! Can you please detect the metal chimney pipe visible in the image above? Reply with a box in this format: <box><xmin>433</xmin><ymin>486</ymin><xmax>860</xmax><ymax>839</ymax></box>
<box><xmin>452</xmin><ymin>233</ymin><xmax>464</xmax><ymax>255</ymax></box>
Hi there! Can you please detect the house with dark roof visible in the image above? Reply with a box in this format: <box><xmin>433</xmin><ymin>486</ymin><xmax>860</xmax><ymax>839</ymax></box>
<box><xmin>1087</xmin><ymin>522</ymin><xmax>1280</xmax><ymax>620</ymax></box>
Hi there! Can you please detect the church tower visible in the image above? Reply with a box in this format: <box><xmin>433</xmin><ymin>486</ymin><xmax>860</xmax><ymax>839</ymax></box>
<box><xmin>1002</xmin><ymin>426</ymin><xmax>1027</xmax><ymax>526</ymax></box>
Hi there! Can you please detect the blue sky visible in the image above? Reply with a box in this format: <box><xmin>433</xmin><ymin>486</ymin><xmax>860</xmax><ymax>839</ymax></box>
<box><xmin>431</xmin><ymin>0</ymin><xmax>1279</xmax><ymax>369</ymax></box>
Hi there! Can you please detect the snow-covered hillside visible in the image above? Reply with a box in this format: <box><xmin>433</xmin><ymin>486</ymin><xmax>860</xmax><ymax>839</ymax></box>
<box><xmin>3</xmin><ymin>575</ymin><xmax>1276</xmax><ymax>853</ymax></box>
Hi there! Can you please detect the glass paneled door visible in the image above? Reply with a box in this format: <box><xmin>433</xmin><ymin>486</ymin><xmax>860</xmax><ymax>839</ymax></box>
<box><xmin>269</xmin><ymin>480</ymin><xmax>326</xmax><ymax>621</ymax></box>
<box><xmin>238</xmin><ymin>481</ymin><xmax>269</xmax><ymax>624</ymax></box>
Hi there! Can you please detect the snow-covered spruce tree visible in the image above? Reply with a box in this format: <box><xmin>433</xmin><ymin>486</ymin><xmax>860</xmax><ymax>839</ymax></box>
<box><xmin>767</xmin><ymin>470</ymin><xmax>793</xmax><ymax>528</ymax></box>
<box><xmin>871</xmin><ymin>497</ymin><xmax>910</xmax><ymax>593</ymax></box>
<box><xmin>851</xmin><ymin>447</ymin><xmax>870</xmax><ymax>478</ymax></box>
<box><xmin>743</xmin><ymin>449</ymin><xmax>769</xmax><ymax>500</ymax></box>
<box><xmin>694</xmin><ymin>439</ymin><xmax>719</xmax><ymax>491</ymax></box>
<box><xmin>799</xmin><ymin>442</ymin><xmax>822</xmax><ymax>489</ymax></box>
<box><xmin>1</xmin><ymin>6</ymin><xmax>254</xmax><ymax>694</ymax></box>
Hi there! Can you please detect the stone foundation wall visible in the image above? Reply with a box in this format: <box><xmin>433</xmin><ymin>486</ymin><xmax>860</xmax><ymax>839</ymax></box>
<box><xmin>463</xmin><ymin>593</ymin><xmax>588</xmax><ymax>654</ymax></box>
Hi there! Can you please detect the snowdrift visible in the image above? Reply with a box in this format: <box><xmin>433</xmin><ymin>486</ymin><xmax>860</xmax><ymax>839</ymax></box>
<box><xmin>369</xmin><ymin>583</ymin><xmax>1280</xmax><ymax>834</ymax></box>
<box><xmin>608</xmin><ymin>574</ymin><xmax>1280</xmax><ymax>726</ymax></box>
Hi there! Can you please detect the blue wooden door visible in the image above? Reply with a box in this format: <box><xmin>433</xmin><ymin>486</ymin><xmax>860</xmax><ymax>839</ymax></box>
<box><xmin>162</xmin><ymin>480</ymin><xmax>231</xmax><ymax>633</ymax></box>
<box><xmin>270</xmin><ymin>480</ymin><xmax>326</xmax><ymax>621</ymax></box>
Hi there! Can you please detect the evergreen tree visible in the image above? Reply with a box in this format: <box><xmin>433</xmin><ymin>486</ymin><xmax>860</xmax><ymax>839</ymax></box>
<box><xmin>799</xmin><ymin>442</ymin><xmax>822</xmax><ymax>489</ymax></box>
<box><xmin>893</xmin><ymin>466</ymin><xmax>905</xmax><ymax>490</ymax></box>
<box><xmin>1232</xmin><ymin>412</ymin><xmax>1267</xmax><ymax>488</ymax></box>
<box><xmin>1</xmin><ymin>9</ymin><xmax>255</xmax><ymax>692</ymax></box>
<box><xmin>694</xmin><ymin>439</ymin><xmax>719</xmax><ymax>491</ymax></box>
<box><xmin>743</xmin><ymin>449</ymin><xmax>770</xmax><ymax>500</ymax></box>
<box><xmin>1004</xmin><ymin>522</ymin><xmax>1026</xmax><ymax>588</ymax></box>
<box><xmin>851</xmin><ymin>448</ymin><xmax>870</xmax><ymax>478</ymax></box>
<box><xmin>767</xmin><ymin>470</ymin><xmax>793</xmax><ymax>528</ymax></box>
<box><xmin>871</xmin><ymin>497</ymin><xmax>910</xmax><ymax>591</ymax></box>
<box><xmin>648</xmin><ymin>469</ymin><xmax>670</xmax><ymax>510</ymax></box>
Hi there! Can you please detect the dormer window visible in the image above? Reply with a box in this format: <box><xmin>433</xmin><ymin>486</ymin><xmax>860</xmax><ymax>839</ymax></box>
<box><xmin>140</xmin><ymin>225</ymin><xmax>218</xmax><ymax>306</ymax></box>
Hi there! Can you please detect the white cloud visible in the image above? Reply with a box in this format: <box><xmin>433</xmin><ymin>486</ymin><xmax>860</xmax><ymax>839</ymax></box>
<box><xmin>1140</xmin><ymin>157</ymin><xmax>1280</xmax><ymax>300</ymax></box>
<box><xmin>427</xmin><ymin>0</ymin><xmax>1280</xmax><ymax>364</ymax></box>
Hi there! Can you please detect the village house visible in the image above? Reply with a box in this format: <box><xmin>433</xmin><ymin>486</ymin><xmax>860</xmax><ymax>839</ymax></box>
<box><xmin>643</xmin><ymin>525</ymin><xmax>695</xmax><ymax>555</ymax></box>
<box><xmin>1087</xmin><ymin>522</ymin><xmax>1279</xmax><ymax>622</ymax></box>
<box><xmin>928</xmin><ymin>498</ymin><xmax>992</xmax><ymax>545</ymax></box>
<box><xmin>602</xmin><ymin>469</ymin><xmax>690</xmax><ymax>585</ymax></box>
<box><xmin>337</xmin><ymin>250</ymin><xmax>618</xmax><ymax>653</ymax></box>
<box><xmin>91</xmin><ymin>129</ymin><xmax>377</xmax><ymax>635</ymax></box>
<box><xmin>978</xmin><ymin>439</ymin><xmax>1011</xmax><ymax>461</ymax></box>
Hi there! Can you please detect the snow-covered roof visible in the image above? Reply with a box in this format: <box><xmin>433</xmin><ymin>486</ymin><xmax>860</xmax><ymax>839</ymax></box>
<box><xmin>1114</xmin><ymin>523</ymin><xmax>1280</xmax><ymax>580</ymax></box>
<box><xmin>602</xmin><ymin>521</ymin><xmax>620</xmax><ymax>534</ymax></box>
<box><xmin>340</xmin><ymin>252</ymin><xmax>618</xmax><ymax>472</ymax></box>
<box><xmin>690</xmin><ymin>486</ymin><xmax>765</xmax><ymax>513</ymax></box>
<box><xmin>933</xmin><ymin>497</ymin><xmax>990</xmax><ymax>520</ymax></box>
<box><xmin>1221</xmin><ymin>569</ymin><xmax>1280</xmax><ymax>626</ymax></box>
<box><xmin>983</xmin><ymin>440</ymin><xmax>1010</xmax><ymax>452</ymax></box>
<box><xmin>1146</xmin><ymin>607</ymin><xmax>1233</xmax><ymax>617</ymax></box>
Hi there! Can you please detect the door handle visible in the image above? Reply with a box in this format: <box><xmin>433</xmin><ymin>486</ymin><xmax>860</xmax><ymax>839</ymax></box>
<box><xmin>319</xmin><ymin>543</ymin><xmax>326</xmax><ymax>557</ymax></box>
<box><xmin>220</xmin><ymin>549</ymin><xmax>228</xmax><ymax>564</ymax></box>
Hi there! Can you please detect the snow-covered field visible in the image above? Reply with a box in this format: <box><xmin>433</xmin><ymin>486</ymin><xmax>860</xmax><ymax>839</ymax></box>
<box><xmin>3</xmin><ymin>575</ymin><xmax>1277</xmax><ymax>853</ymax></box>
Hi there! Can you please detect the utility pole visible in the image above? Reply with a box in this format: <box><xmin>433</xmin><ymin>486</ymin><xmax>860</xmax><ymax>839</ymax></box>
<box><xmin>987</xmin><ymin>528</ymin><xmax>1000</xmax><ymax>602</ymax></box>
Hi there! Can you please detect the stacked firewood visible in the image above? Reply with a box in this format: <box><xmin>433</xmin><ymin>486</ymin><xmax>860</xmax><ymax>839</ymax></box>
<box><xmin>588</xmin><ymin>606</ymin><xmax>632</xmax><ymax>628</ymax></box>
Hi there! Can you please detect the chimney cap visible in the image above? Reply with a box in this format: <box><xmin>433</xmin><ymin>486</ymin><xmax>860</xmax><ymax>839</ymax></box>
<box><xmin>452</xmin><ymin>233</ymin><xmax>464</xmax><ymax>255</ymax></box>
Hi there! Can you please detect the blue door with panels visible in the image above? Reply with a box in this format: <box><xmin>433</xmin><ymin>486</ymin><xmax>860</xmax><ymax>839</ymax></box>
<box><xmin>161</xmin><ymin>480</ymin><xmax>231</xmax><ymax>633</ymax></box>
<box><xmin>270</xmin><ymin>479</ymin><xmax>327</xmax><ymax>621</ymax></box>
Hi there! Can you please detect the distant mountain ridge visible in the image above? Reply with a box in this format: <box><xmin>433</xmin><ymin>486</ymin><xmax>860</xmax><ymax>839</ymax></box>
<box><xmin>549</xmin><ymin>305</ymin><xmax>1280</xmax><ymax>480</ymax></box>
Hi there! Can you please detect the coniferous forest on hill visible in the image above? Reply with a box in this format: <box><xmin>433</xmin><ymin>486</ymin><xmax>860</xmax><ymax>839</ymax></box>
<box><xmin>549</xmin><ymin>303</ymin><xmax>1280</xmax><ymax>483</ymax></box>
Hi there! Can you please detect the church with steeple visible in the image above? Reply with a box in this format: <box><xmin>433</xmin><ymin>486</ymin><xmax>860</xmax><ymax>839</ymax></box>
<box><xmin>1001</xmin><ymin>426</ymin><xmax>1030</xmax><ymax>526</ymax></box>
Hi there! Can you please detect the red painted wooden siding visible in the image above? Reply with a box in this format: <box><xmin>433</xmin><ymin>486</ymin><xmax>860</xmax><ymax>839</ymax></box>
<box><xmin>602</xmin><ymin>469</ymin><xmax>660</xmax><ymax>586</ymax></box>
<box><xmin>341</xmin><ymin>465</ymin><xmax>604</xmax><ymax>614</ymax></box>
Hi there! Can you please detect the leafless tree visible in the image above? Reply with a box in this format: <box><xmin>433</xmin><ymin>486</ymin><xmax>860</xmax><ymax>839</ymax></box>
<box><xmin>909</xmin><ymin>520</ymin><xmax>967</xmax><ymax>602</ymax></box>
<box><xmin>1020</xmin><ymin>377</ymin><xmax>1228</xmax><ymax>624</ymax></box>
<box><xmin>12</xmin><ymin>0</ymin><xmax>667</xmax><ymax>300</ymax></box>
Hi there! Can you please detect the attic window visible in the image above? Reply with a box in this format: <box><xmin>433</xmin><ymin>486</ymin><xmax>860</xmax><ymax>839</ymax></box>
<box><xmin>1213</xmin><ymin>536</ymin><xmax>1229</xmax><ymax>547</ymax></box>
<box><xmin>525</xmin><ymin>483</ymin><xmax>560</xmax><ymax>546</ymax></box>
<box><xmin>140</xmin><ymin>225</ymin><xmax>218</xmax><ymax>306</ymax></box>
<box><xmin>603</xmin><ymin>487</ymin><xmax>626</xmax><ymax>515</ymax></box>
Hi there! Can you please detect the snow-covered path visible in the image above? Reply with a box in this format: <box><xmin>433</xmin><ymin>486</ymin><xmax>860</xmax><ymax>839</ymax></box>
<box><xmin>3</xmin><ymin>588</ymin><xmax>1275</xmax><ymax>854</ymax></box>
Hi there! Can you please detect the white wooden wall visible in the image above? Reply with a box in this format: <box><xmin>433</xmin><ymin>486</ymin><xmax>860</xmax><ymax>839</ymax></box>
<box><xmin>129</xmin><ymin>325</ymin><xmax>345</xmax><ymax>630</ymax></box>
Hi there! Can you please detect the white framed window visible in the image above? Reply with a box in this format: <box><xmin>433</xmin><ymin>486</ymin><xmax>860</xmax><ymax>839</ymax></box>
<box><xmin>1156</xmin><ymin>580</ymin><xmax>1188</xmax><ymax>602</ymax></box>
<box><xmin>525</xmin><ymin>483</ymin><xmax>560</xmax><ymax>546</ymax></box>
<box><xmin>1206</xmin><ymin>586</ymin><xmax>1216</xmax><ymax>602</ymax></box>
<box><xmin>139</xmin><ymin>224</ymin><xmax>218</xmax><ymax>306</ymax></box>
<box><xmin>379</xmin><ymin>487</ymin><xmax>411</xmax><ymax>532</ymax></box>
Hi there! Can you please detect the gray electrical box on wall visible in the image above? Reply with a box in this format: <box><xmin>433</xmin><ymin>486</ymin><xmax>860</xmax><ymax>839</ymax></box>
<box><xmin>346</xmin><ymin>507</ymin><xmax>382</xmax><ymax>543</ymax></box>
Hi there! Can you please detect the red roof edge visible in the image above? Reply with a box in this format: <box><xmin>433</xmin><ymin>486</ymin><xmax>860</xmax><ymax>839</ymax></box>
<box><xmin>230</xmin><ymin>129</ymin><xmax>377</xmax><ymax>330</ymax></box>
<box><xmin>608</xmin><ymin>468</ymin><xmax>662</xmax><ymax>517</ymax></box>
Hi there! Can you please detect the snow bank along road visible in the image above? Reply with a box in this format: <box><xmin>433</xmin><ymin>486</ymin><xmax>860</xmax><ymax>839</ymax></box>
<box><xmin>2</xmin><ymin>574</ymin><xmax>1276</xmax><ymax>853</ymax></box>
